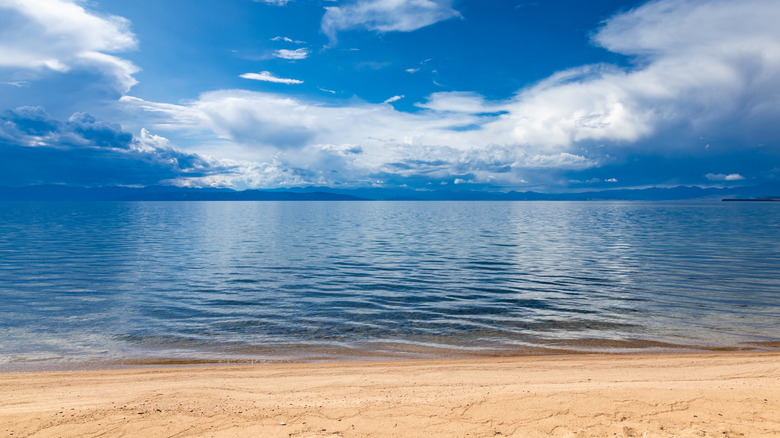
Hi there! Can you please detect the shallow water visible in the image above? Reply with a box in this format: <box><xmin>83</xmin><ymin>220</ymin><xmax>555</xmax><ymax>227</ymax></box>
<box><xmin>1</xmin><ymin>201</ymin><xmax>779</xmax><ymax>371</ymax></box>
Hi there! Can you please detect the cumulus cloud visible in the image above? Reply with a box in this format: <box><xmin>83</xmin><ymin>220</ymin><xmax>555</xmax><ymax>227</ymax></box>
<box><xmin>0</xmin><ymin>107</ymin><xmax>328</xmax><ymax>188</ymax></box>
<box><xmin>123</xmin><ymin>90</ymin><xmax>485</xmax><ymax>152</ymax></box>
<box><xmin>321</xmin><ymin>0</ymin><xmax>461</xmax><ymax>45</ymax></box>
<box><xmin>469</xmin><ymin>0</ymin><xmax>780</xmax><ymax>153</ymax></box>
<box><xmin>0</xmin><ymin>106</ymin><xmax>134</xmax><ymax>148</ymax></box>
<box><xmin>123</xmin><ymin>0</ymin><xmax>780</xmax><ymax>189</ymax></box>
<box><xmin>0</xmin><ymin>0</ymin><xmax>139</xmax><ymax>92</ymax></box>
<box><xmin>0</xmin><ymin>107</ymin><xmax>219</xmax><ymax>186</ymax></box>
<box><xmin>240</xmin><ymin>71</ymin><xmax>304</xmax><ymax>84</ymax></box>
<box><xmin>593</xmin><ymin>0</ymin><xmax>780</xmax><ymax>58</ymax></box>
<box><xmin>121</xmin><ymin>89</ymin><xmax>596</xmax><ymax>189</ymax></box>
<box><xmin>273</xmin><ymin>48</ymin><xmax>310</xmax><ymax>60</ymax></box>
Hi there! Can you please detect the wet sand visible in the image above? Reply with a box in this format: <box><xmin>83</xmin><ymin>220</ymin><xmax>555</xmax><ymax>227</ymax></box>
<box><xmin>1</xmin><ymin>352</ymin><xmax>779</xmax><ymax>437</ymax></box>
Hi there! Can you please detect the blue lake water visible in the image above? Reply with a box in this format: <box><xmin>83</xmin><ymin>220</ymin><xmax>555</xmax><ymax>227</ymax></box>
<box><xmin>1</xmin><ymin>201</ymin><xmax>779</xmax><ymax>371</ymax></box>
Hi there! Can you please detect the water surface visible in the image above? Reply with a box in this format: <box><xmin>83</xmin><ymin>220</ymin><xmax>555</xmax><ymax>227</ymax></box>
<box><xmin>1</xmin><ymin>201</ymin><xmax>779</xmax><ymax>371</ymax></box>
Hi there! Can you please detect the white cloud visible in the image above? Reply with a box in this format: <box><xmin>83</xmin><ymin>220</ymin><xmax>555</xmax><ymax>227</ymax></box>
<box><xmin>123</xmin><ymin>0</ymin><xmax>780</xmax><ymax>188</ymax></box>
<box><xmin>493</xmin><ymin>65</ymin><xmax>656</xmax><ymax>148</ymax></box>
<box><xmin>271</xmin><ymin>36</ymin><xmax>306</xmax><ymax>44</ymax></box>
<box><xmin>122</xmin><ymin>89</ymin><xmax>596</xmax><ymax>189</ymax></box>
<box><xmin>706</xmin><ymin>173</ymin><xmax>745</xmax><ymax>181</ymax></box>
<box><xmin>254</xmin><ymin>0</ymin><xmax>291</xmax><ymax>5</ymax></box>
<box><xmin>123</xmin><ymin>89</ymin><xmax>483</xmax><ymax>152</ymax></box>
<box><xmin>322</xmin><ymin>0</ymin><xmax>461</xmax><ymax>45</ymax></box>
<box><xmin>0</xmin><ymin>0</ymin><xmax>139</xmax><ymax>92</ymax></box>
<box><xmin>416</xmin><ymin>92</ymin><xmax>494</xmax><ymax>114</ymax></box>
<box><xmin>168</xmin><ymin>157</ymin><xmax>325</xmax><ymax>189</ymax></box>
<box><xmin>487</xmin><ymin>0</ymin><xmax>780</xmax><ymax>150</ymax></box>
<box><xmin>2</xmin><ymin>81</ymin><xmax>28</xmax><ymax>87</ymax></box>
<box><xmin>273</xmin><ymin>48</ymin><xmax>310</xmax><ymax>60</ymax></box>
<box><xmin>593</xmin><ymin>0</ymin><xmax>780</xmax><ymax>59</ymax></box>
<box><xmin>406</xmin><ymin>68</ymin><xmax>420</xmax><ymax>73</ymax></box>
<box><xmin>240</xmin><ymin>71</ymin><xmax>303</xmax><ymax>84</ymax></box>
<box><xmin>522</xmin><ymin>153</ymin><xmax>591</xmax><ymax>169</ymax></box>
<box><xmin>383</xmin><ymin>95</ymin><xmax>404</xmax><ymax>104</ymax></box>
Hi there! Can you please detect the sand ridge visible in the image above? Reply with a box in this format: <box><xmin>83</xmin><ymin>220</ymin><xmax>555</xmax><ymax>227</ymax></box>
<box><xmin>1</xmin><ymin>353</ymin><xmax>779</xmax><ymax>437</ymax></box>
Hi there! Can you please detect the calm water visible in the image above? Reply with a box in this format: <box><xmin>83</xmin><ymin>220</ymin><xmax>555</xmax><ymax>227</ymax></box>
<box><xmin>1</xmin><ymin>201</ymin><xmax>779</xmax><ymax>371</ymax></box>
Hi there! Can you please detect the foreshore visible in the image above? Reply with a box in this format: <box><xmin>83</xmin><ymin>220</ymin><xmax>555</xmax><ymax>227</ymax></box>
<box><xmin>1</xmin><ymin>352</ymin><xmax>778</xmax><ymax>437</ymax></box>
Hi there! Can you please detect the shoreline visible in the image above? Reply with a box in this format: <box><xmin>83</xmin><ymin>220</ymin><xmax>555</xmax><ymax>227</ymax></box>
<box><xmin>4</xmin><ymin>341</ymin><xmax>779</xmax><ymax>374</ymax></box>
<box><xmin>2</xmin><ymin>352</ymin><xmax>779</xmax><ymax>437</ymax></box>
<box><xmin>6</xmin><ymin>339</ymin><xmax>780</xmax><ymax>375</ymax></box>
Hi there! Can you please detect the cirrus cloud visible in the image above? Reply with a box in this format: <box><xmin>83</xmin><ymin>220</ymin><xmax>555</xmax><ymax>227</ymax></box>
<box><xmin>253</xmin><ymin>0</ymin><xmax>291</xmax><ymax>5</ymax></box>
<box><xmin>240</xmin><ymin>71</ymin><xmax>304</xmax><ymax>84</ymax></box>
<box><xmin>271</xmin><ymin>36</ymin><xmax>306</xmax><ymax>44</ymax></box>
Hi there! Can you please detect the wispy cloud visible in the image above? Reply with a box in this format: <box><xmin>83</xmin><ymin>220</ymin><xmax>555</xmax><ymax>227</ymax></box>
<box><xmin>321</xmin><ymin>0</ymin><xmax>461</xmax><ymax>45</ymax></box>
<box><xmin>273</xmin><ymin>48</ymin><xmax>310</xmax><ymax>60</ymax></box>
<box><xmin>271</xmin><ymin>36</ymin><xmax>306</xmax><ymax>44</ymax></box>
<box><xmin>240</xmin><ymin>71</ymin><xmax>303</xmax><ymax>84</ymax></box>
<box><xmin>2</xmin><ymin>81</ymin><xmax>28</xmax><ymax>88</ymax></box>
<box><xmin>706</xmin><ymin>173</ymin><xmax>745</xmax><ymax>181</ymax></box>
<box><xmin>383</xmin><ymin>95</ymin><xmax>404</xmax><ymax>104</ymax></box>
<box><xmin>253</xmin><ymin>0</ymin><xmax>291</xmax><ymax>5</ymax></box>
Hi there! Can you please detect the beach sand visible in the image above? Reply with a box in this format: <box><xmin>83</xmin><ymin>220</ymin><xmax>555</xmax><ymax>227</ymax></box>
<box><xmin>1</xmin><ymin>353</ymin><xmax>778</xmax><ymax>437</ymax></box>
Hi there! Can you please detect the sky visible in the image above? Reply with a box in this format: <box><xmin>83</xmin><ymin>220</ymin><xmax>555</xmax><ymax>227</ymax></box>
<box><xmin>1</xmin><ymin>0</ymin><xmax>779</xmax><ymax>191</ymax></box>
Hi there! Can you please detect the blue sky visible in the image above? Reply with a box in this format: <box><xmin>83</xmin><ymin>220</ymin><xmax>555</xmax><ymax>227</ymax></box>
<box><xmin>1</xmin><ymin>0</ymin><xmax>779</xmax><ymax>191</ymax></box>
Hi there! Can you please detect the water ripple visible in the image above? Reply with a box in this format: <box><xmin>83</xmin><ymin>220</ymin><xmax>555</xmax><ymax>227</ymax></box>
<box><xmin>1</xmin><ymin>201</ymin><xmax>779</xmax><ymax>370</ymax></box>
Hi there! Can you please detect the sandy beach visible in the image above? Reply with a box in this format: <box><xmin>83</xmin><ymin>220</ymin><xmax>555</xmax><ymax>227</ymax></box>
<box><xmin>1</xmin><ymin>353</ymin><xmax>778</xmax><ymax>437</ymax></box>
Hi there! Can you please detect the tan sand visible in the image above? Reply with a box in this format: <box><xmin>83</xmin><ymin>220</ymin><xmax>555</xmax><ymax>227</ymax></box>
<box><xmin>1</xmin><ymin>353</ymin><xmax>779</xmax><ymax>437</ymax></box>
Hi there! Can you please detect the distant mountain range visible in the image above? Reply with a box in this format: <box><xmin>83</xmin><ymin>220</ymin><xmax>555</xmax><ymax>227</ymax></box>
<box><xmin>1</xmin><ymin>182</ymin><xmax>779</xmax><ymax>202</ymax></box>
<box><xmin>0</xmin><ymin>185</ymin><xmax>362</xmax><ymax>201</ymax></box>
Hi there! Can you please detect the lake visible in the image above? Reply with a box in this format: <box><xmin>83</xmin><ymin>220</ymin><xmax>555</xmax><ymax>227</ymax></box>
<box><xmin>1</xmin><ymin>201</ymin><xmax>779</xmax><ymax>371</ymax></box>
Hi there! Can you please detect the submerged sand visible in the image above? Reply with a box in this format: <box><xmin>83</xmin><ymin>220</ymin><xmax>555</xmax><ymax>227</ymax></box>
<box><xmin>1</xmin><ymin>353</ymin><xmax>778</xmax><ymax>437</ymax></box>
